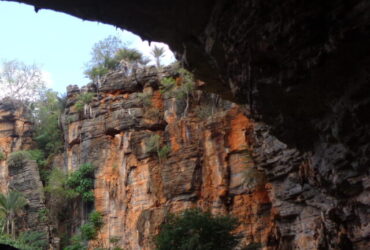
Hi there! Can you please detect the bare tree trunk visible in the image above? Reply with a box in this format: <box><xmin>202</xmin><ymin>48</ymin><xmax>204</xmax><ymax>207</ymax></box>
<box><xmin>11</xmin><ymin>219</ymin><xmax>15</xmax><ymax>238</ymax></box>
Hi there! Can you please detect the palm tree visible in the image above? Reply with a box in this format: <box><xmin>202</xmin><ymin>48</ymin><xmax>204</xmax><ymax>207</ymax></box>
<box><xmin>0</xmin><ymin>191</ymin><xmax>27</xmax><ymax>238</ymax></box>
<box><xmin>151</xmin><ymin>46</ymin><xmax>166</xmax><ymax>68</ymax></box>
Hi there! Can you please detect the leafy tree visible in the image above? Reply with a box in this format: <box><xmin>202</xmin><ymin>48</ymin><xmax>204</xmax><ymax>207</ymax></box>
<box><xmin>0</xmin><ymin>191</ymin><xmax>27</xmax><ymax>238</ymax></box>
<box><xmin>0</xmin><ymin>60</ymin><xmax>46</xmax><ymax>103</ymax></box>
<box><xmin>151</xmin><ymin>46</ymin><xmax>166</xmax><ymax>68</ymax></box>
<box><xmin>0</xmin><ymin>231</ymin><xmax>47</xmax><ymax>250</ymax></box>
<box><xmin>66</xmin><ymin>163</ymin><xmax>95</xmax><ymax>202</ymax></box>
<box><xmin>33</xmin><ymin>90</ymin><xmax>64</xmax><ymax>156</ymax></box>
<box><xmin>84</xmin><ymin>36</ymin><xmax>147</xmax><ymax>81</ymax></box>
<box><xmin>155</xmin><ymin>209</ymin><xmax>240</xmax><ymax>250</ymax></box>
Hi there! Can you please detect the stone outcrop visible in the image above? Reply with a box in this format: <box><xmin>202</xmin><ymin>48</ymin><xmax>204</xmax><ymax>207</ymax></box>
<box><xmin>1</xmin><ymin>63</ymin><xmax>369</xmax><ymax>249</ymax></box>
<box><xmin>59</xmin><ymin>68</ymin><xmax>369</xmax><ymax>249</ymax></box>
<box><xmin>0</xmin><ymin>101</ymin><xmax>33</xmax><ymax>192</ymax></box>
<box><xmin>61</xmin><ymin>68</ymin><xmax>278</xmax><ymax>249</ymax></box>
<box><xmin>0</xmin><ymin>101</ymin><xmax>48</xmax><ymax>238</ymax></box>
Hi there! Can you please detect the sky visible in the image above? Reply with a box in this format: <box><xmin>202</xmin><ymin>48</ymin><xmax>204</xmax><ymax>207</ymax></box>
<box><xmin>0</xmin><ymin>1</ymin><xmax>175</xmax><ymax>93</ymax></box>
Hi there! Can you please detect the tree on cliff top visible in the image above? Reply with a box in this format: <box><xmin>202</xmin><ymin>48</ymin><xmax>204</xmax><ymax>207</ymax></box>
<box><xmin>84</xmin><ymin>35</ymin><xmax>147</xmax><ymax>82</ymax></box>
<box><xmin>151</xmin><ymin>45</ymin><xmax>166</xmax><ymax>68</ymax></box>
<box><xmin>0</xmin><ymin>60</ymin><xmax>46</xmax><ymax>103</ymax></box>
<box><xmin>155</xmin><ymin>209</ymin><xmax>241</xmax><ymax>250</ymax></box>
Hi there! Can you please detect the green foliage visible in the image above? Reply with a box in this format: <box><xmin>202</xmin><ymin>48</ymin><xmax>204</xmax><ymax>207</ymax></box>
<box><xmin>115</xmin><ymin>48</ymin><xmax>143</xmax><ymax>64</ymax></box>
<box><xmin>38</xmin><ymin>208</ymin><xmax>48</xmax><ymax>223</ymax></box>
<box><xmin>160</xmin><ymin>77</ymin><xmax>176</xmax><ymax>96</ymax></box>
<box><xmin>66</xmin><ymin>163</ymin><xmax>95</xmax><ymax>202</ymax></box>
<box><xmin>74</xmin><ymin>92</ymin><xmax>95</xmax><ymax>112</ymax></box>
<box><xmin>33</xmin><ymin>90</ymin><xmax>64</xmax><ymax>157</ymax></box>
<box><xmin>155</xmin><ymin>209</ymin><xmax>240</xmax><ymax>250</ymax></box>
<box><xmin>0</xmin><ymin>231</ymin><xmax>47</xmax><ymax>250</ymax></box>
<box><xmin>151</xmin><ymin>46</ymin><xmax>166</xmax><ymax>68</ymax></box>
<box><xmin>0</xmin><ymin>151</ymin><xmax>5</xmax><ymax>161</ymax></box>
<box><xmin>145</xmin><ymin>135</ymin><xmax>171</xmax><ymax>162</ymax></box>
<box><xmin>137</xmin><ymin>92</ymin><xmax>152</xmax><ymax>108</ymax></box>
<box><xmin>7</xmin><ymin>151</ymin><xmax>31</xmax><ymax>168</ymax></box>
<box><xmin>0</xmin><ymin>191</ymin><xmax>28</xmax><ymax>237</ymax></box>
<box><xmin>63</xmin><ymin>211</ymin><xmax>103</xmax><ymax>250</ymax></box>
<box><xmin>27</xmin><ymin>150</ymin><xmax>46</xmax><ymax>167</ymax></box>
<box><xmin>44</xmin><ymin>168</ymin><xmax>78</xmax><ymax>201</ymax></box>
<box><xmin>63</xmin><ymin>234</ymin><xmax>86</xmax><ymax>250</ymax></box>
<box><xmin>158</xmin><ymin>145</ymin><xmax>171</xmax><ymax>160</ymax></box>
<box><xmin>84</xmin><ymin>36</ymin><xmax>146</xmax><ymax>81</ymax></box>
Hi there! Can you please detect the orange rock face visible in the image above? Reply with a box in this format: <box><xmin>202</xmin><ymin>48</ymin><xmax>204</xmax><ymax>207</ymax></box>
<box><xmin>0</xmin><ymin>102</ymin><xmax>34</xmax><ymax>192</ymax></box>
<box><xmin>62</xmin><ymin>72</ymin><xmax>277</xmax><ymax>250</ymax></box>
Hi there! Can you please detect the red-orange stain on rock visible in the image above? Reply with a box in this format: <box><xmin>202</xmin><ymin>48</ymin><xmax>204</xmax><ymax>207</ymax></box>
<box><xmin>227</xmin><ymin>107</ymin><xmax>252</xmax><ymax>152</ymax></box>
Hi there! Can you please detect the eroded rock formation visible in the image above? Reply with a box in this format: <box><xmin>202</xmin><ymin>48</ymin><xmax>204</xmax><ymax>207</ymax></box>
<box><xmin>61</xmin><ymin>68</ymin><xmax>278</xmax><ymax>249</ymax></box>
<box><xmin>0</xmin><ymin>101</ymin><xmax>49</xmax><ymax>238</ymax></box>
<box><xmin>0</xmin><ymin>1</ymin><xmax>369</xmax><ymax>248</ymax></box>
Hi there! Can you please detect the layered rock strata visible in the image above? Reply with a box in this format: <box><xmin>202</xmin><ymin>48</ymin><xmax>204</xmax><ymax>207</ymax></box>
<box><xmin>61</xmin><ymin>69</ymin><xmax>277</xmax><ymax>249</ymax></box>
<box><xmin>0</xmin><ymin>101</ymin><xmax>48</xmax><ymax>238</ymax></box>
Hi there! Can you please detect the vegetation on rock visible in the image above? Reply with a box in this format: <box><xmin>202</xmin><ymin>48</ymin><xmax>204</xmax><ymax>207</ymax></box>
<box><xmin>0</xmin><ymin>230</ymin><xmax>47</xmax><ymax>250</ymax></box>
<box><xmin>155</xmin><ymin>209</ymin><xmax>240</xmax><ymax>250</ymax></box>
<box><xmin>63</xmin><ymin>211</ymin><xmax>104</xmax><ymax>250</ymax></box>
<box><xmin>7</xmin><ymin>151</ymin><xmax>31</xmax><ymax>169</ymax></box>
<box><xmin>145</xmin><ymin>134</ymin><xmax>171</xmax><ymax>162</ymax></box>
<box><xmin>0</xmin><ymin>191</ymin><xmax>27</xmax><ymax>238</ymax></box>
<box><xmin>84</xmin><ymin>35</ymin><xmax>149</xmax><ymax>81</ymax></box>
<box><xmin>66</xmin><ymin>163</ymin><xmax>96</xmax><ymax>202</ymax></box>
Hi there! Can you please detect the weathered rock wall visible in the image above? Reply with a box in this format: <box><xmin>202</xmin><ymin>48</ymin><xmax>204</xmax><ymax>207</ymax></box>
<box><xmin>0</xmin><ymin>101</ymin><xmax>33</xmax><ymax>192</ymax></box>
<box><xmin>0</xmin><ymin>101</ymin><xmax>48</xmax><ymax>238</ymax></box>
<box><xmin>61</xmin><ymin>69</ymin><xmax>278</xmax><ymax>249</ymax></box>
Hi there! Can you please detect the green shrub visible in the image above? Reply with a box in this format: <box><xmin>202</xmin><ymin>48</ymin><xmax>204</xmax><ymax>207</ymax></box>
<box><xmin>0</xmin><ymin>230</ymin><xmax>47</xmax><ymax>250</ymax></box>
<box><xmin>74</xmin><ymin>92</ymin><xmax>95</xmax><ymax>112</ymax></box>
<box><xmin>137</xmin><ymin>92</ymin><xmax>152</xmax><ymax>108</ymax></box>
<box><xmin>160</xmin><ymin>77</ymin><xmax>176</xmax><ymax>96</ymax></box>
<box><xmin>158</xmin><ymin>145</ymin><xmax>171</xmax><ymax>160</ymax></box>
<box><xmin>66</xmin><ymin>163</ymin><xmax>95</xmax><ymax>202</ymax></box>
<box><xmin>63</xmin><ymin>211</ymin><xmax>103</xmax><ymax>250</ymax></box>
<box><xmin>155</xmin><ymin>209</ymin><xmax>240</xmax><ymax>250</ymax></box>
<box><xmin>44</xmin><ymin>168</ymin><xmax>78</xmax><ymax>200</ymax></box>
<box><xmin>7</xmin><ymin>151</ymin><xmax>31</xmax><ymax>168</ymax></box>
<box><xmin>145</xmin><ymin>135</ymin><xmax>171</xmax><ymax>162</ymax></box>
<box><xmin>0</xmin><ymin>151</ymin><xmax>5</xmax><ymax>161</ymax></box>
<box><xmin>38</xmin><ymin>208</ymin><xmax>49</xmax><ymax>223</ymax></box>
